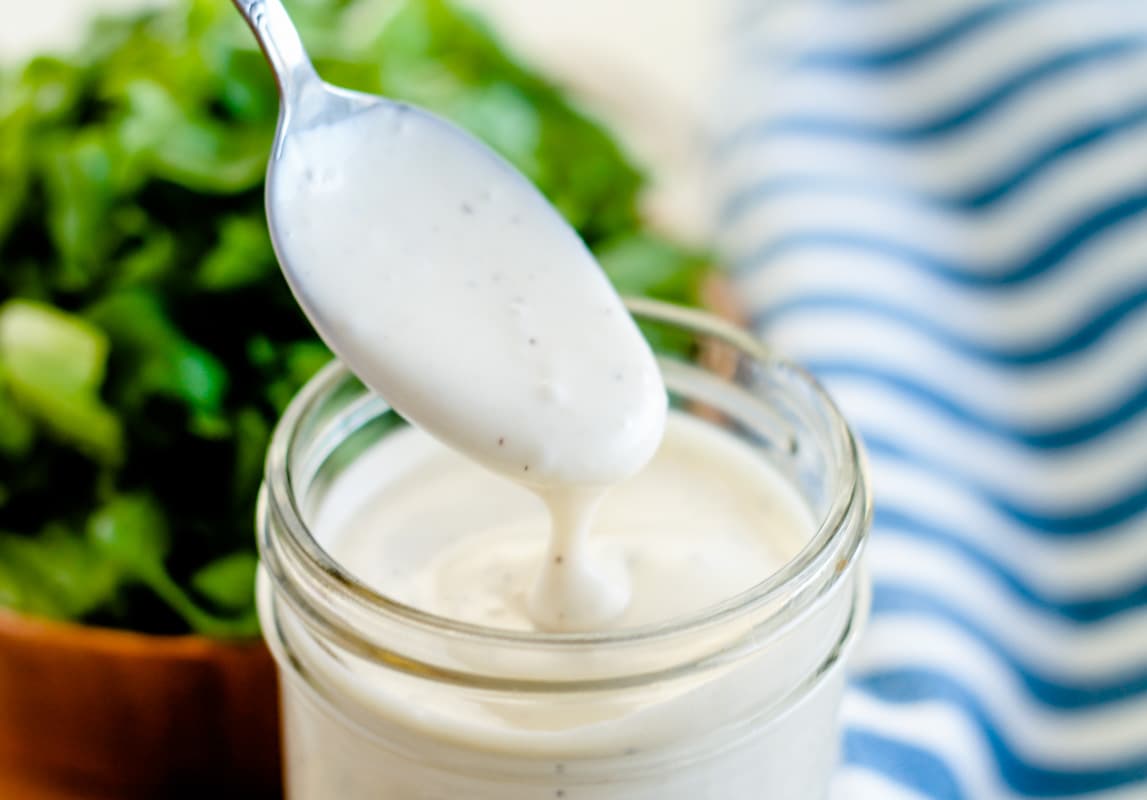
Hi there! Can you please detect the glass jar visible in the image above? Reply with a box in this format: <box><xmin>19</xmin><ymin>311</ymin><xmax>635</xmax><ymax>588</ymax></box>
<box><xmin>257</xmin><ymin>298</ymin><xmax>871</xmax><ymax>799</ymax></box>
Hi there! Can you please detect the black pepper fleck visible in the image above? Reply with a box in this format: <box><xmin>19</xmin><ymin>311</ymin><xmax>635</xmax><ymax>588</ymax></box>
<box><xmin>523</xmin><ymin>465</ymin><xmax>529</xmax><ymax>472</ymax></box>
<box><xmin>555</xmin><ymin>763</ymin><xmax>566</xmax><ymax>775</ymax></box>
<box><xmin>498</xmin><ymin>437</ymin><xmax>505</xmax><ymax>446</ymax></box>
<box><xmin>529</xmin><ymin>337</ymin><xmax>537</xmax><ymax>346</ymax></box>
<box><xmin>461</xmin><ymin>202</ymin><xmax>474</xmax><ymax>214</ymax></box>
<box><xmin>554</xmin><ymin>555</ymin><xmax>564</xmax><ymax>565</ymax></box>
<box><xmin>556</xmin><ymin>792</ymin><xmax>566</xmax><ymax>798</ymax></box>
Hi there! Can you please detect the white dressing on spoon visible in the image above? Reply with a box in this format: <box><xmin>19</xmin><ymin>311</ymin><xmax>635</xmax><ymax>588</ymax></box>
<box><xmin>269</xmin><ymin>103</ymin><xmax>667</xmax><ymax>630</ymax></box>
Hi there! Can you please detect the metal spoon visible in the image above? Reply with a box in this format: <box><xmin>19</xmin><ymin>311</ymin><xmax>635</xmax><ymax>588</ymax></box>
<box><xmin>231</xmin><ymin>0</ymin><xmax>380</xmax><ymax>138</ymax></box>
<box><xmin>229</xmin><ymin>0</ymin><xmax>666</xmax><ymax>486</ymax></box>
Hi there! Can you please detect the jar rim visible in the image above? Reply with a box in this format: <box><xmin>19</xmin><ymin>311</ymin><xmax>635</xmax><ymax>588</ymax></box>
<box><xmin>261</xmin><ymin>297</ymin><xmax>870</xmax><ymax>652</ymax></box>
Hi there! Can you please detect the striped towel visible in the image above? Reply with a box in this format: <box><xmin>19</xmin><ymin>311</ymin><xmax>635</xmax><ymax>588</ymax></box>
<box><xmin>713</xmin><ymin>1</ymin><xmax>1147</xmax><ymax>798</ymax></box>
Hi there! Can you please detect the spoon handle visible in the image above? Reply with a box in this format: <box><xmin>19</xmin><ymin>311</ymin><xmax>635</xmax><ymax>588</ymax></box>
<box><xmin>232</xmin><ymin>0</ymin><xmax>319</xmax><ymax>98</ymax></box>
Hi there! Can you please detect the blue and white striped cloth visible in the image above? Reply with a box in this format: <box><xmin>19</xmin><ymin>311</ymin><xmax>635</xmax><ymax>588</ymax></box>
<box><xmin>714</xmin><ymin>1</ymin><xmax>1147</xmax><ymax>797</ymax></box>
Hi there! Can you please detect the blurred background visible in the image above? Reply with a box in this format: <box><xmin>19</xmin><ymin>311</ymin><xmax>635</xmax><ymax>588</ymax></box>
<box><xmin>3</xmin><ymin>1</ymin><xmax>1147</xmax><ymax>799</ymax></box>
<box><xmin>5</xmin><ymin>0</ymin><xmax>719</xmax><ymax>238</ymax></box>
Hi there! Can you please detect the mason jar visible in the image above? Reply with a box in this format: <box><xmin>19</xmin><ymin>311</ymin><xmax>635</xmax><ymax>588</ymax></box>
<box><xmin>256</xmin><ymin>298</ymin><xmax>870</xmax><ymax>799</ymax></box>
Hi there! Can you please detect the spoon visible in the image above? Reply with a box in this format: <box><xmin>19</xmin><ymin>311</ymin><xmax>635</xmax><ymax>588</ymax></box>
<box><xmin>231</xmin><ymin>0</ymin><xmax>667</xmax><ymax>488</ymax></box>
<box><xmin>232</xmin><ymin>0</ymin><xmax>375</xmax><ymax>136</ymax></box>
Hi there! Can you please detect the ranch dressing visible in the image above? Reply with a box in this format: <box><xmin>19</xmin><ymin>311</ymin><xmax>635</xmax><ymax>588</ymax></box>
<box><xmin>320</xmin><ymin>412</ymin><xmax>813</xmax><ymax>634</ymax></box>
<box><xmin>269</xmin><ymin>104</ymin><xmax>667</xmax><ymax>631</ymax></box>
<box><xmin>258</xmin><ymin>322</ymin><xmax>869</xmax><ymax>800</ymax></box>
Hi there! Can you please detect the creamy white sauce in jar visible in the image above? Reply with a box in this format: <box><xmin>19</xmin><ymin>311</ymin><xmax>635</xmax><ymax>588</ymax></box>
<box><xmin>258</xmin><ymin>333</ymin><xmax>868</xmax><ymax>798</ymax></box>
<box><xmin>258</xmin><ymin>95</ymin><xmax>867</xmax><ymax>800</ymax></box>
<box><xmin>322</xmin><ymin>412</ymin><xmax>813</xmax><ymax>634</ymax></box>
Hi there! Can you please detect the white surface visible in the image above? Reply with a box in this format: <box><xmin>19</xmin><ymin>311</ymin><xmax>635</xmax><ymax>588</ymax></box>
<box><xmin>0</xmin><ymin>0</ymin><xmax>157</xmax><ymax>59</ymax></box>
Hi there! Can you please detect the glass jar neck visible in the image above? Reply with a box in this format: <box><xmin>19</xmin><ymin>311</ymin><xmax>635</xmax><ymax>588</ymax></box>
<box><xmin>258</xmin><ymin>299</ymin><xmax>870</xmax><ymax>691</ymax></box>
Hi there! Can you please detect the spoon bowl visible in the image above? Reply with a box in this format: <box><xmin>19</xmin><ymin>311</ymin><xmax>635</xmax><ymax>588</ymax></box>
<box><xmin>232</xmin><ymin>0</ymin><xmax>667</xmax><ymax>488</ymax></box>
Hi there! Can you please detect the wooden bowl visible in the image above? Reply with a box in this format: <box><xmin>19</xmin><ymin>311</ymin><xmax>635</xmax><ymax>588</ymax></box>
<box><xmin>0</xmin><ymin>611</ymin><xmax>281</xmax><ymax>799</ymax></box>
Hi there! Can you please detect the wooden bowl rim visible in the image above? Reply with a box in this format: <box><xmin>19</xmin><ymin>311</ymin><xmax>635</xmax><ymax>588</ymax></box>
<box><xmin>0</xmin><ymin>610</ymin><xmax>264</xmax><ymax>661</ymax></box>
